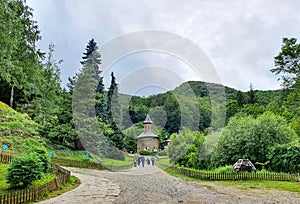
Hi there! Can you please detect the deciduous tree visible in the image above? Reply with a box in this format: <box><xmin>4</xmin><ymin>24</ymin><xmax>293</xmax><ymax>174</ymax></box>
<box><xmin>271</xmin><ymin>37</ymin><xmax>300</xmax><ymax>89</ymax></box>
<box><xmin>209</xmin><ymin>112</ymin><xmax>297</xmax><ymax>168</ymax></box>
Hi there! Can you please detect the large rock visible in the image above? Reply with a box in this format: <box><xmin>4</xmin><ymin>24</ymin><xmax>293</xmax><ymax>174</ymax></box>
<box><xmin>233</xmin><ymin>159</ymin><xmax>256</xmax><ymax>172</ymax></box>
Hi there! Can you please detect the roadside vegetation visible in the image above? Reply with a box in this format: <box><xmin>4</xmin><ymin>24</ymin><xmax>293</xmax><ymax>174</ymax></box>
<box><xmin>164</xmin><ymin>168</ymin><xmax>300</xmax><ymax>193</ymax></box>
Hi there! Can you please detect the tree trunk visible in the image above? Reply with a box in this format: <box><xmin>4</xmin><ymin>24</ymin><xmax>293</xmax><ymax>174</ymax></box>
<box><xmin>75</xmin><ymin>138</ymin><xmax>85</xmax><ymax>150</ymax></box>
<box><xmin>10</xmin><ymin>85</ymin><xmax>14</xmax><ymax>107</ymax></box>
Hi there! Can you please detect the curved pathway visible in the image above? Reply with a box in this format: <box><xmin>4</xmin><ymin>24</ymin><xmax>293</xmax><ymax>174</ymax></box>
<box><xmin>38</xmin><ymin>165</ymin><xmax>300</xmax><ymax>204</ymax></box>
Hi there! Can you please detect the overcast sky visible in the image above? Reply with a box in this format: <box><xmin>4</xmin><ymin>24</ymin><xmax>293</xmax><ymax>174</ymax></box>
<box><xmin>27</xmin><ymin>0</ymin><xmax>300</xmax><ymax>96</ymax></box>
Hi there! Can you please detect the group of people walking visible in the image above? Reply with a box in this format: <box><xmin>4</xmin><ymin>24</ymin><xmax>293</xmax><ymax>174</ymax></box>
<box><xmin>133</xmin><ymin>154</ymin><xmax>156</xmax><ymax>167</ymax></box>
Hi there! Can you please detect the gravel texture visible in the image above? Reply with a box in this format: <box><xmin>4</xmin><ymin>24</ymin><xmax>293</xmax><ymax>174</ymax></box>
<box><xmin>37</xmin><ymin>165</ymin><xmax>300</xmax><ymax>204</ymax></box>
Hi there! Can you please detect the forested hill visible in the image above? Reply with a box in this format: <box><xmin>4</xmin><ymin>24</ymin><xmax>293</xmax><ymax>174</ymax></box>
<box><xmin>122</xmin><ymin>80</ymin><xmax>283</xmax><ymax>134</ymax></box>
<box><xmin>170</xmin><ymin>81</ymin><xmax>281</xmax><ymax>103</ymax></box>
<box><xmin>121</xmin><ymin>80</ymin><xmax>282</xmax><ymax>107</ymax></box>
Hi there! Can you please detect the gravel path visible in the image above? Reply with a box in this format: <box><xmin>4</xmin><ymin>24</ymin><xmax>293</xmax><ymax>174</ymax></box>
<box><xmin>37</xmin><ymin>165</ymin><xmax>300</xmax><ymax>204</ymax></box>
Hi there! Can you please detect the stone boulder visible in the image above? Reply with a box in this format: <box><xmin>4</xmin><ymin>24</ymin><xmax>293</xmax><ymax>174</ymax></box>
<box><xmin>233</xmin><ymin>159</ymin><xmax>256</xmax><ymax>172</ymax></box>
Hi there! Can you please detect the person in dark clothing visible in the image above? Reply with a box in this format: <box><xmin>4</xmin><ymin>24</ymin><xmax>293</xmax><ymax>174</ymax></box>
<box><xmin>141</xmin><ymin>156</ymin><xmax>145</xmax><ymax>167</ymax></box>
<box><xmin>137</xmin><ymin>156</ymin><xmax>141</xmax><ymax>166</ymax></box>
<box><xmin>151</xmin><ymin>155</ymin><xmax>155</xmax><ymax>166</ymax></box>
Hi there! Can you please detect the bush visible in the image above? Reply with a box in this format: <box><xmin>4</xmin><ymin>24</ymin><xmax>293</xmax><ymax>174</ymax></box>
<box><xmin>7</xmin><ymin>153</ymin><xmax>44</xmax><ymax>187</ymax></box>
<box><xmin>209</xmin><ymin>113</ymin><xmax>297</xmax><ymax>168</ymax></box>
<box><xmin>157</xmin><ymin>150</ymin><xmax>167</xmax><ymax>156</ymax></box>
<box><xmin>168</xmin><ymin>128</ymin><xmax>205</xmax><ymax>169</ymax></box>
<box><xmin>30</xmin><ymin>147</ymin><xmax>50</xmax><ymax>173</ymax></box>
<box><xmin>139</xmin><ymin>150</ymin><xmax>157</xmax><ymax>155</ymax></box>
<box><xmin>267</xmin><ymin>143</ymin><xmax>300</xmax><ymax>173</ymax></box>
<box><xmin>214</xmin><ymin>165</ymin><xmax>234</xmax><ymax>173</ymax></box>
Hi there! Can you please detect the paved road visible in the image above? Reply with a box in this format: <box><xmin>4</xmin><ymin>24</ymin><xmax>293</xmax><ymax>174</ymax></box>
<box><xmin>37</xmin><ymin>165</ymin><xmax>300</xmax><ymax>204</ymax></box>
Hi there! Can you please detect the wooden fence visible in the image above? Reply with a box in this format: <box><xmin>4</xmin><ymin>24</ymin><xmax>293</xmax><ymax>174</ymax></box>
<box><xmin>0</xmin><ymin>164</ymin><xmax>70</xmax><ymax>204</ymax></box>
<box><xmin>51</xmin><ymin>158</ymin><xmax>107</xmax><ymax>170</ymax></box>
<box><xmin>0</xmin><ymin>152</ymin><xmax>13</xmax><ymax>164</ymax></box>
<box><xmin>1</xmin><ymin>152</ymin><xmax>131</xmax><ymax>171</ymax></box>
<box><xmin>161</xmin><ymin>164</ymin><xmax>299</xmax><ymax>182</ymax></box>
<box><xmin>107</xmin><ymin>163</ymin><xmax>133</xmax><ymax>171</ymax></box>
<box><xmin>0</xmin><ymin>152</ymin><xmax>71</xmax><ymax>204</ymax></box>
<box><xmin>51</xmin><ymin>158</ymin><xmax>133</xmax><ymax>171</ymax></box>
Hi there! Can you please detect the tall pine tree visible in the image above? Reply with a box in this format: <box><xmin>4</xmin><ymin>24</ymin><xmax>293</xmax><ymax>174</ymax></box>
<box><xmin>106</xmin><ymin>72</ymin><xmax>123</xmax><ymax>150</ymax></box>
<box><xmin>81</xmin><ymin>38</ymin><xmax>102</xmax><ymax>80</ymax></box>
<box><xmin>247</xmin><ymin>83</ymin><xmax>257</xmax><ymax>104</ymax></box>
<box><xmin>80</xmin><ymin>38</ymin><xmax>106</xmax><ymax>120</ymax></box>
<box><xmin>236</xmin><ymin>91</ymin><xmax>245</xmax><ymax>107</ymax></box>
<box><xmin>95</xmin><ymin>77</ymin><xmax>106</xmax><ymax>119</ymax></box>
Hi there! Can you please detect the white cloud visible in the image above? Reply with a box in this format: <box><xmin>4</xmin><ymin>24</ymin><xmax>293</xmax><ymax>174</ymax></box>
<box><xmin>27</xmin><ymin>0</ymin><xmax>300</xmax><ymax>93</ymax></box>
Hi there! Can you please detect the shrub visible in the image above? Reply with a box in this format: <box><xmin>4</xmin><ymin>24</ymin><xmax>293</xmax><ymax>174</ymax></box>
<box><xmin>30</xmin><ymin>147</ymin><xmax>50</xmax><ymax>173</ymax></box>
<box><xmin>139</xmin><ymin>150</ymin><xmax>157</xmax><ymax>155</ymax></box>
<box><xmin>168</xmin><ymin>128</ymin><xmax>205</xmax><ymax>169</ymax></box>
<box><xmin>7</xmin><ymin>153</ymin><xmax>43</xmax><ymax>187</ymax></box>
<box><xmin>214</xmin><ymin>165</ymin><xmax>234</xmax><ymax>173</ymax></box>
<box><xmin>210</xmin><ymin>113</ymin><xmax>297</xmax><ymax>168</ymax></box>
<box><xmin>267</xmin><ymin>143</ymin><xmax>300</xmax><ymax>173</ymax></box>
<box><xmin>157</xmin><ymin>150</ymin><xmax>167</xmax><ymax>156</ymax></box>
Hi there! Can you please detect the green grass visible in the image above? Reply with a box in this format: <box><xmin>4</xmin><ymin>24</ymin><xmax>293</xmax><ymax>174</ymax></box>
<box><xmin>0</xmin><ymin>163</ymin><xmax>56</xmax><ymax>196</ymax></box>
<box><xmin>52</xmin><ymin>150</ymin><xmax>97</xmax><ymax>162</ymax></box>
<box><xmin>164</xmin><ymin>167</ymin><xmax>300</xmax><ymax>193</ymax></box>
<box><xmin>29</xmin><ymin>176</ymin><xmax>80</xmax><ymax>203</ymax></box>
<box><xmin>0</xmin><ymin>164</ymin><xmax>10</xmax><ymax>195</ymax></box>
<box><xmin>215</xmin><ymin>180</ymin><xmax>300</xmax><ymax>192</ymax></box>
<box><xmin>0</xmin><ymin>101</ymin><xmax>40</xmax><ymax>138</ymax></box>
<box><xmin>1</xmin><ymin>163</ymin><xmax>80</xmax><ymax>202</ymax></box>
<box><xmin>31</xmin><ymin>174</ymin><xmax>57</xmax><ymax>187</ymax></box>
<box><xmin>0</xmin><ymin>136</ymin><xmax>49</xmax><ymax>155</ymax></box>
<box><xmin>52</xmin><ymin>150</ymin><xmax>133</xmax><ymax>167</ymax></box>
<box><xmin>156</xmin><ymin>157</ymin><xmax>170</xmax><ymax>165</ymax></box>
<box><xmin>101</xmin><ymin>156</ymin><xmax>133</xmax><ymax>166</ymax></box>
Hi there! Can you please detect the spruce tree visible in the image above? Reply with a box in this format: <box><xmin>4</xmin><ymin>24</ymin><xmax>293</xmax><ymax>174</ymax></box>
<box><xmin>247</xmin><ymin>83</ymin><xmax>257</xmax><ymax>104</ymax></box>
<box><xmin>106</xmin><ymin>72</ymin><xmax>123</xmax><ymax>149</ymax></box>
<box><xmin>80</xmin><ymin>38</ymin><xmax>106</xmax><ymax>120</ymax></box>
<box><xmin>236</xmin><ymin>91</ymin><xmax>245</xmax><ymax>107</ymax></box>
<box><xmin>107</xmin><ymin>72</ymin><xmax>117</xmax><ymax>115</ymax></box>
<box><xmin>81</xmin><ymin>38</ymin><xmax>102</xmax><ymax>80</ymax></box>
<box><xmin>95</xmin><ymin>77</ymin><xmax>106</xmax><ymax>119</ymax></box>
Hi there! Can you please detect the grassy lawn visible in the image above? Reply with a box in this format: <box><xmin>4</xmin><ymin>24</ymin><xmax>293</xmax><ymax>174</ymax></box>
<box><xmin>156</xmin><ymin>157</ymin><xmax>170</xmax><ymax>165</ymax></box>
<box><xmin>0</xmin><ymin>163</ymin><xmax>80</xmax><ymax>202</ymax></box>
<box><xmin>164</xmin><ymin>168</ymin><xmax>300</xmax><ymax>193</ymax></box>
<box><xmin>30</xmin><ymin>176</ymin><xmax>80</xmax><ymax>203</ymax></box>
<box><xmin>0</xmin><ymin>163</ymin><xmax>10</xmax><ymax>195</ymax></box>
<box><xmin>101</xmin><ymin>156</ymin><xmax>133</xmax><ymax>166</ymax></box>
<box><xmin>51</xmin><ymin>150</ymin><xmax>133</xmax><ymax>167</ymax></box>
<box><xmin>51</xmin><ymin>150</ymin><xmax>97</xmax><ymax>162</ymax></box>
<box><xmin>216</xmin><ymin>180</ymin><xmax>300</xmax><ymax>192</ymax></box>
<box><xmin>0</xmin><ymin>163</ymin><xmax>66</xmax><ymax>196</ymax></box>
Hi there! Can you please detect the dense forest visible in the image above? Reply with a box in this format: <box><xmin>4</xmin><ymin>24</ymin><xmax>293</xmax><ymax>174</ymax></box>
<box><xmin>0</xmin><ymin>0</ymin><xmax>299</xmax><ymax>172</ymax></box>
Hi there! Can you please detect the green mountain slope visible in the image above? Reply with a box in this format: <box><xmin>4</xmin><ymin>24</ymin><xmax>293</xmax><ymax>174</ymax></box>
<box><xmin>0</xmin><ymin>102</ymin><xmax>40</xmax><ymax>137</ymax></box>
<box><xmin>120</xmin><ymin>81</ymin><xmax>283</xmax><ymax>133</ymax></box>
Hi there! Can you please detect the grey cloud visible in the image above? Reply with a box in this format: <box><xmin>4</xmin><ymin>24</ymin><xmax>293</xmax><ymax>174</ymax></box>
<box><xmin>27</xmin><ymin>0</ymin><xmax>300</xmax><ymax>93</ymax></box>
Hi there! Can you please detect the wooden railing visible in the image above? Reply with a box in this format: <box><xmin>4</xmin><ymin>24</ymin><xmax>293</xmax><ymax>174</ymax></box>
<box><xmin>0</xmin><ymin>164</ymin><xmax>71</xmax><ymax>204</ymax></box>
<box><xmin>51</xmin><ymin>158</ymin><xmax>107</xmax><ymax>170</ymax></box>
<box><xmin>107</xmin><ymin>163</ymin><xmax>133</xmax><ymax>171</ymax></box>
<box><xmin>51</xmin><ymin>158</ymin><xmax>133</xmax><ymax>171</ymax></box>
<box><xmin>159</xmin><ymin>163</ymin><xmax>299</xmax><ymax>182</ymax></box>
<box><xmin>0</xmin><ymin>152</ymin><xmax>13</xmax><ymax>164</ymax></box>
<box><xmin>0</xmin><ymin>152</ymin><xmax>71</xmax><ymax>204</ymax></box>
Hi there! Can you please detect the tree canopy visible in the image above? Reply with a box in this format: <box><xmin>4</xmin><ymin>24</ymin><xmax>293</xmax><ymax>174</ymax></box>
<box><xmin>209</xmin><ymin>112</ymin><xmax>297</xmax><ymax>168</ymax></box>
<box><xmin>271</xmin><ymin>37</ymin><xmax>300</xmax><ymax>89</ymax></box>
